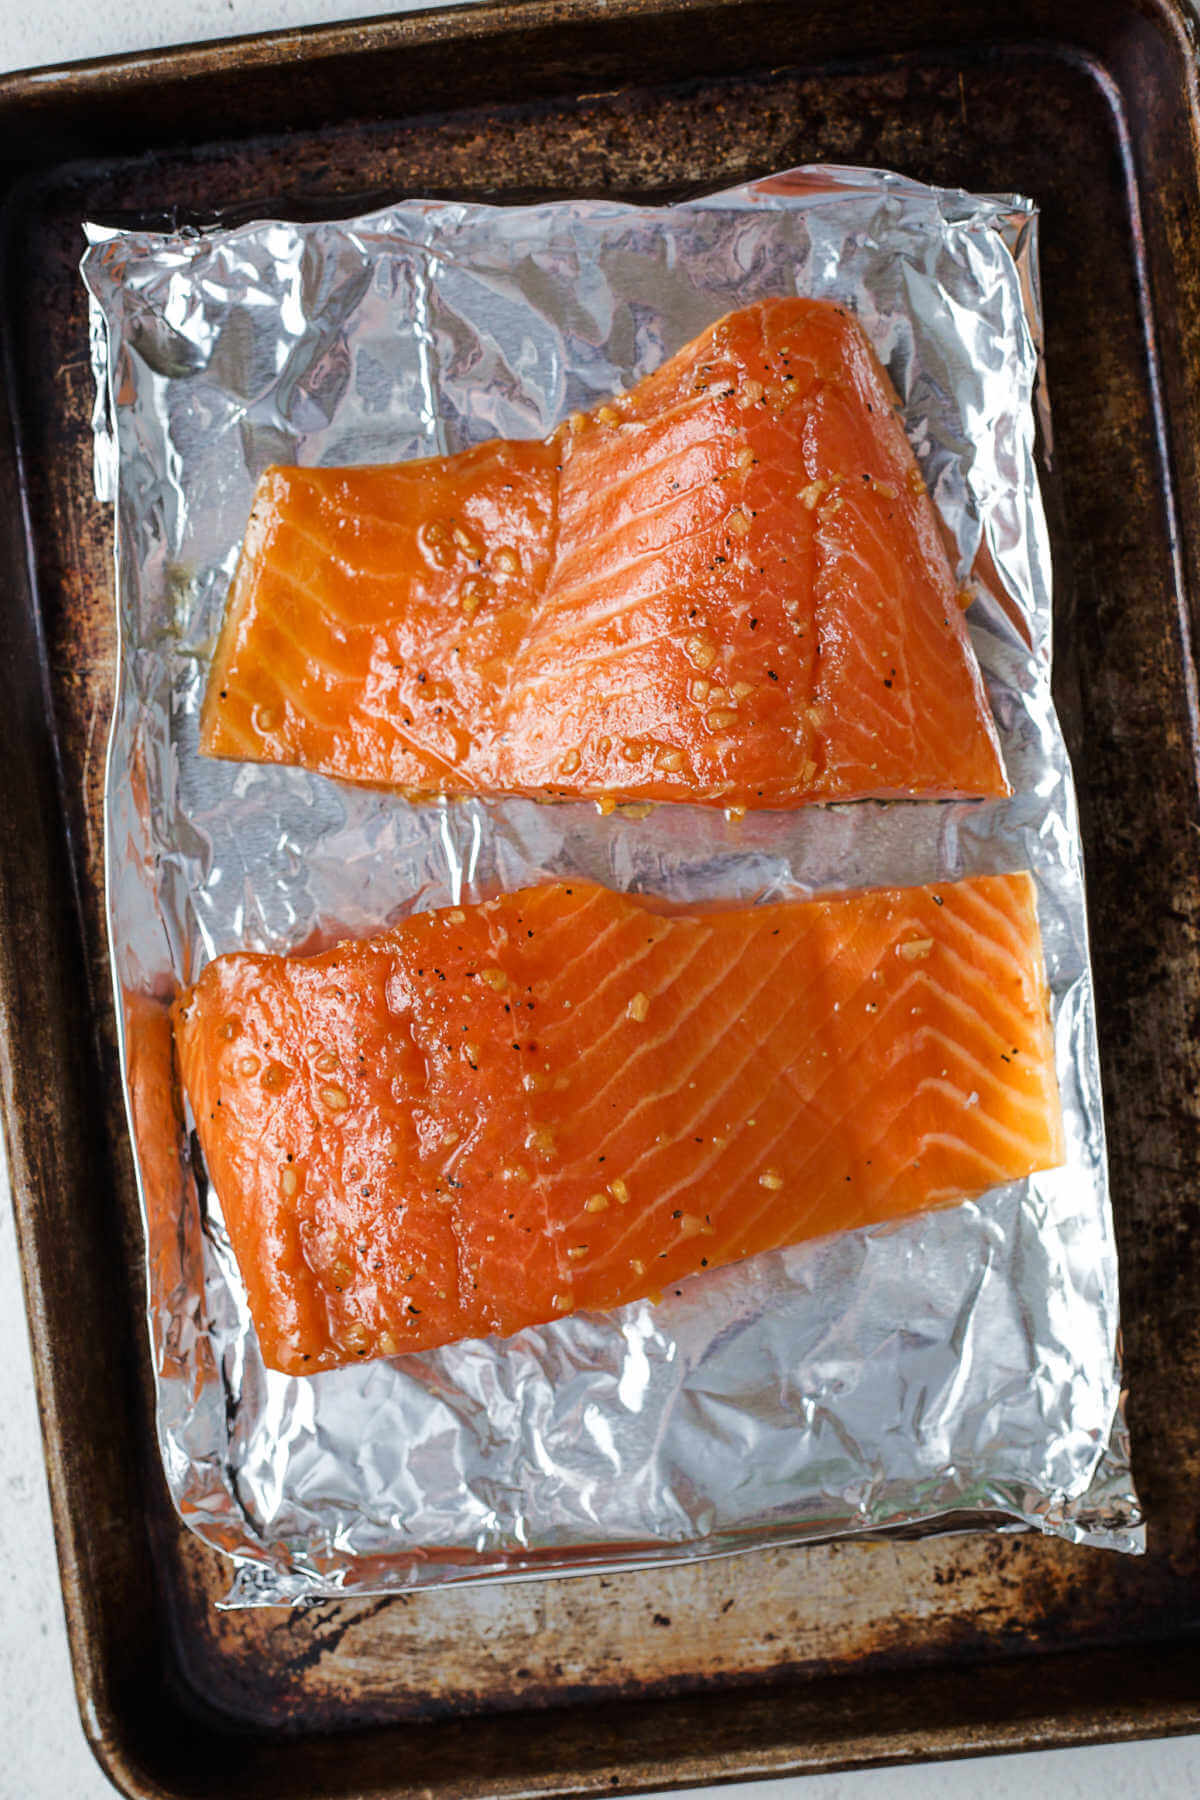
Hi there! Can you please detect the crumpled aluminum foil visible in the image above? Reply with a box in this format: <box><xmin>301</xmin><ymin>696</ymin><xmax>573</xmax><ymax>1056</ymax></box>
<box><xmin>82</xmin><ymin>165</ymin><xmax>1143</xmax><ymax>1607</ymax></box>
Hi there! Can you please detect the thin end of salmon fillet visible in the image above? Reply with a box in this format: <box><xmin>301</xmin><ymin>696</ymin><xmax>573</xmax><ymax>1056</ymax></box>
<box><xmin>173</xmin><ymin>873</ymin><xmax>1061</xmax><ymax>1374</ymax></box>
<box><xmin>200</xmin><ymin>298</ymin><xmax>1009</xmax><ymax>810</ymax></box>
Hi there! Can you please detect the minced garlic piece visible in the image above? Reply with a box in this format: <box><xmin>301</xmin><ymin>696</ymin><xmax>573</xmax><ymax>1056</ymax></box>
<box><xmin>899</xmin><ymin>938</ymin><xmax>934</xmax><ymax>961</ymax></box>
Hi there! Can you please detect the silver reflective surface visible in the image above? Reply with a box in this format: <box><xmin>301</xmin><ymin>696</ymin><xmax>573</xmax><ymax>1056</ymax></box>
<box><xmin>83</xmin><ymin>166</ymin><xmax>1142</xmax><ymax>1606</ymax></box>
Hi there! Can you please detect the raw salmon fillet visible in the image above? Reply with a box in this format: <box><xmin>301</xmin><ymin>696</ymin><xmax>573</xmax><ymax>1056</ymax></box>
<box><xmin>200</xmin><ymin>298</ymin><xmax>1007</xmax><ymax>809</ymax></box>
<box><xmin>173</xmin><ymin>873</ymin><xmax>1062</xmax><ymax>1375</ymax></box>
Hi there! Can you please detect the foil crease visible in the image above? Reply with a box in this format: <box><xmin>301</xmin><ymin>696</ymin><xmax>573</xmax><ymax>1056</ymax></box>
<box><xmin>82</xmin><ymin>166</ymin><xmax>1143</xmax><ymax>1606</ymax></box>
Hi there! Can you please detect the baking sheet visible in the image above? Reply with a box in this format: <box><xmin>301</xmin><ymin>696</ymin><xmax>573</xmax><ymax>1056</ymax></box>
<box><xmin>82</xmin><ymin>164</ymin><xmax>1142</xmax><ymax>1605</ymax></box>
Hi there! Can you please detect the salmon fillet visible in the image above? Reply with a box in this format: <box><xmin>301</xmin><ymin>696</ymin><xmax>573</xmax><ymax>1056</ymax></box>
<box><xmin>173</xmin><ymin>874</ymin><xmax>1062</xmax><ymax>1375</ymax></box>
<box><xmin>200</xmin><ymin>298</ymin><xmax>1007</xmax><ymax>809</ymax></box>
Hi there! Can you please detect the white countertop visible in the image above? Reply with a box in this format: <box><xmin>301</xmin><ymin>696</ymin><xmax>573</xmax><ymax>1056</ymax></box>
<box><xmin>1</xmin><ymin>3</ymin><xmax>1195</xmax><ymax>1796</ymax></box>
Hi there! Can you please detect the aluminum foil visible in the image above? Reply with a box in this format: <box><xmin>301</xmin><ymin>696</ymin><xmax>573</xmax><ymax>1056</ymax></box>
<box><xmin>82</xmin><ymin>165</ymin><xmax>1143</xmax><ymax>1606</ymax></box>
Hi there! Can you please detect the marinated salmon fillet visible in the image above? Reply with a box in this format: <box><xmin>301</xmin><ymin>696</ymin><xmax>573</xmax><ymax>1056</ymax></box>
<box><xmin>173</xmin><ymin>874</ymin><xmax>1061</xmax><ymax>1374</ymax></box>
<box><xmin>201</xmin><ymin>298</ymin><xmax>1007</xmax><ymax>809</ymax></box>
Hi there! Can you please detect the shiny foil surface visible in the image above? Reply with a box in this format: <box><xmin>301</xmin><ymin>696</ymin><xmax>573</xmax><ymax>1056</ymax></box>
<box><xmin>83</xmin><ymin>166</ymin><xmax>1142</xmax><ymax>1606</ymax></box>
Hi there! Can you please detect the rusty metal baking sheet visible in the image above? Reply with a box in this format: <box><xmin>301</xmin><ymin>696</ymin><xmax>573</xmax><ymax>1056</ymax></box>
<box><xmin>82</xmin><ymin>162</ymin><xmax>1142</xmax><ymax>1606</ymax></box>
